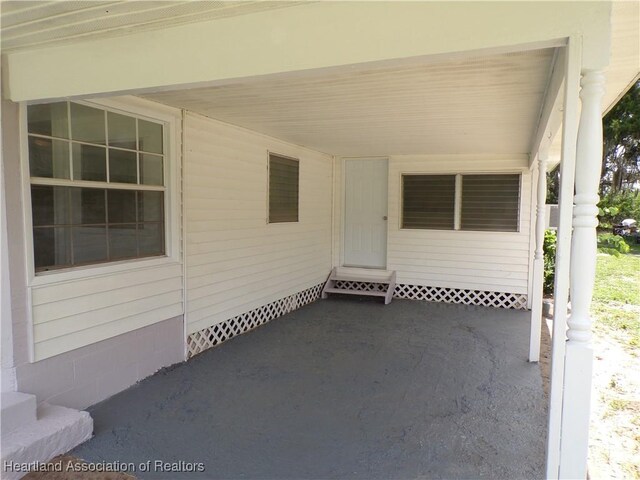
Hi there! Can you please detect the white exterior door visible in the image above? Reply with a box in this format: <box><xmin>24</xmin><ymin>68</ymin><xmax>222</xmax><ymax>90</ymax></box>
<box><xmin>344</xmin><ymin>158</ymin><xmax>388</xmax><ymax>268</ymax></box>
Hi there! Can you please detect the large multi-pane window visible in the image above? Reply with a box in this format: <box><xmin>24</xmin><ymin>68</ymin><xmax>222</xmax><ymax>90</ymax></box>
<box><xmin>401</xmin><ymin>173</ymin><xmax>520</xmax><ymax>232</ymax></box>
<box><xmin>27</xmin><ymin>101</ymin><xmax>166</xmax><ymax>272</ymax></box>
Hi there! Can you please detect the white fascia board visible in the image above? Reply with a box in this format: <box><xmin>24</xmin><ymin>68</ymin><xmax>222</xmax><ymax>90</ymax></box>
<box><xmin>4</xmin><ymin>1</ymin><xmax>611</xmax><ymax>102</ymax></box>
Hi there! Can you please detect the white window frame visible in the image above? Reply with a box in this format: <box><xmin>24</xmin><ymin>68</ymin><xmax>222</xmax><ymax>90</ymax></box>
<box><xmin>400</xmin><ymin>171</ymin><xmax>523</xmax><ymax>233</ymax></box>
<box><xmin>20</xmin><ymin>96</ymin><xmax>182</xmax><ymax>287</ymax></box>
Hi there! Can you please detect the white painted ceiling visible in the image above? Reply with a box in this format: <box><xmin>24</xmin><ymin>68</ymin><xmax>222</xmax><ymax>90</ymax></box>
<box><xmin>0</xmin><ymin>1</ymin><xmax>304</xmax><ymax>52</ymax></box>
<box><xmin>142</xmin><ymin>49</ymin><xmax>556</xmax><ymax>156</ymax></box>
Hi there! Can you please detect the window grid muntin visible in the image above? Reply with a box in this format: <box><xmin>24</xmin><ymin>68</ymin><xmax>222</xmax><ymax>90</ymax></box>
<box><xmin>31</xmin><ymin>185</ymin><xmax>165</xmax><ymax>271</ymax></box>
<box><xmin>27</xmin><ymin>101</ymin><xmax>167</xmax><ymax>273</ymax></box>
<box><xmin>67</xmin><ymin>102</ymin><xmax>73</xmax><ymax>179</ymax></box>
<box><xmin>27</xmin><ymin>101</ymin><xmax>164</xmax><ymax>188</ymax></box>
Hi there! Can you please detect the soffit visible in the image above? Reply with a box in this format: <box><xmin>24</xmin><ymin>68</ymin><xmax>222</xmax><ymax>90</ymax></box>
<box><xmin>142</xmin><ymin>48</ymin><xmax>556</xmax><ymax>157</ymax></box>
<box><xmin>602</xmin><ymin>0</ymin><xmax>640</xmax><ymax>114</ymax></box>
<box><xmin>0</xmin><ymin>1</ymin><xmax>304</xmax><ymax>52</ymax></box>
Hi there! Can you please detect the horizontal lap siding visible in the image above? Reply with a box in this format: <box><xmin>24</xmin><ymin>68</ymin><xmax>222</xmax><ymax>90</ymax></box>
<box><xmin>31</xmin><ymin>263</ymin><xmax>184</xmax><ymax>360</ymax></box>
<box><xmin>185</xmin><ymin>113</ymin><xmax>332</xmax><ymax>335</ymax></box>
<box><xmin>387</xmin><ymin>155</ymin><xmax>532</xmax><ymax>294</ymax></box>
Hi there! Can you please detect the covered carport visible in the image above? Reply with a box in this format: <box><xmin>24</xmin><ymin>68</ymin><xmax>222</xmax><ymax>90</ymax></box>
<box><xmin>1</xmin><ymin>2</ymin><xmax>638</xmax><ymax>479</ymax></box>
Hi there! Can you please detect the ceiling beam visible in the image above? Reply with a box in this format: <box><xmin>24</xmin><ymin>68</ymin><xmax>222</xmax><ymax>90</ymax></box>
<box><xmin>2</xmin><ymin>1</ymin><xmax>611</xmax><ymax>103</ymax></box>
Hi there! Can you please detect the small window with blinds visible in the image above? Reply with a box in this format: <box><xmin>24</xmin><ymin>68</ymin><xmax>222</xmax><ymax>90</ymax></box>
<box><xmin>461</xmin><ymin>174</ymin><xmax>520</xmax><ymax>232</ymax></box>
<box><xmin>402</xmin><ymin>175</ymin><xmax>456</xmax><ymax>230</ymax></box>
<box><xmin>268</xmin><ymin>153</ymin><xmax>299</xmax><ymax>223</ymax></box>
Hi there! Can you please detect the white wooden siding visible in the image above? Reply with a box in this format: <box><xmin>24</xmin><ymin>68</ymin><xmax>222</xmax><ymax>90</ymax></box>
<box><xmin>184</xmin><ymin>113</ymin><xmax>332</xmax><ymax>335</ymax></box>
<box><xmin>334</xmin><ymin>155</ymin><xmax>533</xmax><ymax>294</ymax></box>
<box><xmin>387</xmin><ymin>155</ymin><xmax>532</xmax><ymax>293</ymax></box>
<box><xmin>31</xmin><ymin>263</ymin><xmax>184</xmax><ymax>360</ymax></box>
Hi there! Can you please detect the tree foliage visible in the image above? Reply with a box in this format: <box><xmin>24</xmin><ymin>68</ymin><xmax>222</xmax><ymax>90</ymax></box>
<box><xmin>598</xmin><ymin>190</ymin><xmax>640</xmax><ymax>228</ymax></box>
<box><xmin>547</xmin><ymin>82</ymin><xmax>639</xmax><ymax>206</ymax></box>
<box><xmin>597</xmin><ymin>233</ymin><xmax>631</xmax><ymax>256</ymax></box>
<box><xmin>543</xmin><ymin>229</ymin><xmax>556</xmax><ymax>295</ymax></box>
<box><xmin>547</xmin><ymin>165</ymin><xmax>559</xmax><ymax>204</ymax></box>
<box><xmin>601</xmin><ymin>80</ymin><xmax>640</xmax><ymax>194</ymax></box>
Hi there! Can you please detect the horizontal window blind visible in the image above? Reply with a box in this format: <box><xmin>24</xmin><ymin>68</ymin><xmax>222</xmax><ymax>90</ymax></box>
<box><xmin>402</xmin><ymin>175</ymin><xmax>456</xmax><ymax>229</ymax></box>
<box><xmin>269</xmin><ymin>154</ymin><xmax>299</xmax><ymax>223</ymax></box>
<box><xmin>461</xmin><ymin>174</ymin><xmax>520</xmax><ymax>232</ymax></box>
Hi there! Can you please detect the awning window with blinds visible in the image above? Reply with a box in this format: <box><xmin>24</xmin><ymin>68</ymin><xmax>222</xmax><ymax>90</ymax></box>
<box><xmin>401</xmin><ymin>173</ymin><xmax>520</xmax><ymax>232</ymax></box>
<box><xmin>461</xmin><ymin>174</ymin><xmax>520</xmax><ymax>232</ymax></box>
<box><xmin>268</xmin><ymin>153</ymin><xmax>299</xmax><ymax>223</ymax></box>
<box><xmin>402</xmin><ymin>174</ymin><xmax>456</xmax><ymax>229</ymax></box>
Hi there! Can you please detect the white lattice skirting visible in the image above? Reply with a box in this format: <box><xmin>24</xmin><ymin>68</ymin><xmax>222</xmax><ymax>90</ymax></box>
<box><xmin>324</xmin><ymin>280</ymin><xmax>527</xmax><ymax>310</ymax></box>
<box><xmin>187</xmin><ymin>283</ymin><xmax>324</xmax><ymax>358</ymax></box>
<box><xmin>334</xmin><ymin>280</ymin><xmax>388</xmax><ymax>292</ymax></box>
<box><xmin>187</xmin><ymin>281</ymin><xmax>527</xmax><ymax>358</ymax></box>
<box><xmin>395</xmin><ymin>284</ymin><xmax>527</xmax><ymax>309</ymax></box>
<box><xmin>329</xmin><ymin>281</ymin><xmax>527</xmax><ymax>310</ymax></box>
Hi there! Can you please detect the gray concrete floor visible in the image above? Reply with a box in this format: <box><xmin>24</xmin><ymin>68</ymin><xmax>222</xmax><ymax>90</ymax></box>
<box><xmin>72</xmin><ymin>297</ymin><xmax>547</xmax><ymax>479</ymax></box>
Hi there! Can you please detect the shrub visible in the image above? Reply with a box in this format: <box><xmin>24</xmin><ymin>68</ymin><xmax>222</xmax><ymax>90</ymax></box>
<box><xmin>597</xmin><ymin>233</ymin><xmax>631</xmax><ymax>256</ymax></box>
<box><xmin>541</xmin><ymin>230</ymin><xmax>633</xmax><ymax>295</ymax></box>
<box><xmin>598</xmin><ymin>191</ymin><xmax>640</xmax><ymax>229</ymax></box>
<box><xmin>543</xmin><ymin>229</ymin><xmax>557</xmax><ymax>295</ymax></box>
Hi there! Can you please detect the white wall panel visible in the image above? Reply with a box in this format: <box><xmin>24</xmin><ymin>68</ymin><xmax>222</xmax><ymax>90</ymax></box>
<box><xmin>184</xmin><ymin>113</ymin><xmax>332</xmax><ymax>335</ymax></box>
<box><xmin>31</xmin><ymin>263</ymin><xmax>184</xmax><ymax>360</ymax></box>
<box><xmin>334</xmin><ymin>154</ymin><xmax>533</xmax><ymax>295</ymax></box>
<box><xmin>386</xmin><ymin>155</ymin><xmax>532</xmax><ymax>294</ymax></box>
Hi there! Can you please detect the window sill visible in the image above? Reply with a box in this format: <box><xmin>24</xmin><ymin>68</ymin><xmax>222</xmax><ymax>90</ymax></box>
<box><xmin>29</xmin><ymin>255</ymin><xmax>181</xmax><ymax>287</ymax></box>
<box><xmin>397</xmin><ymin>227</ymin><xmax>523</xmax><ymax>235</ymax></box>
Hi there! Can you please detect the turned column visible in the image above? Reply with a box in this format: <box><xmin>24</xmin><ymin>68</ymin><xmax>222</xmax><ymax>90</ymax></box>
<box><xmin>529</xmin><ymin>152</ymin><xmax>548</xmax><ymax>362</ymax></box>
<box><xmin>558</xmin><ymin>69</ymin><xmax>605</xmax><ymax>479</ymax></box>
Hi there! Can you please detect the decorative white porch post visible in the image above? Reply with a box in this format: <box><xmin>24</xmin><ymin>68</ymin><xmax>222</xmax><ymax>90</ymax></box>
<box><xmin>529</xmin><ymin>151</ymin><xmax>548</xmax><ymax>362</ymax></box>
<box><xmin>558</xmin><ymin>69</ymin><xmax>605</xmax><ymax>479</ymax></box>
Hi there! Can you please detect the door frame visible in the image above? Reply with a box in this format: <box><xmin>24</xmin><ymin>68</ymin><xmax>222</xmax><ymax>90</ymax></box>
<box><xmin>339</xmin><ymin>156</ymin><xmax>389</xmax><ymax>269</ymax></box>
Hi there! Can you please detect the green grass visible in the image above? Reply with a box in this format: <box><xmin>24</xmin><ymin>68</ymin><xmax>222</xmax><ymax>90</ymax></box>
<box><xmin>592</xmin><ymin>252</ymin><xmax>640</xmax><ymax>347</ymax></box>
<box><xmin>593</xmin><ymin>252</ymin><xmax>640</xmax><ymax>304</ymax></box>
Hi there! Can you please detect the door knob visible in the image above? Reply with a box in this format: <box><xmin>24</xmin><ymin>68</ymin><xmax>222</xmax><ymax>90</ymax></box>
<box><xmin>383</xmin><ymin>216</ymin><xmax>388</xmax><ymax>221</ymax></box>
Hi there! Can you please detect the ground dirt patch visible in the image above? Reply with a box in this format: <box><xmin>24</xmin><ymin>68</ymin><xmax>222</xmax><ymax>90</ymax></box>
<box><xmin>538</xmin><ymin>250</ymin><xmax>640</xmax><ymax>478</ymax></box>
<box><xmin>589</xmin><ymin>252</ymin><xmax>640</xmax><ymax>479</ymax></box>
<box><xmin>589</xmin><ymin>324</ymin><xmax>640</xmax><ymax>479</ymax></box>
